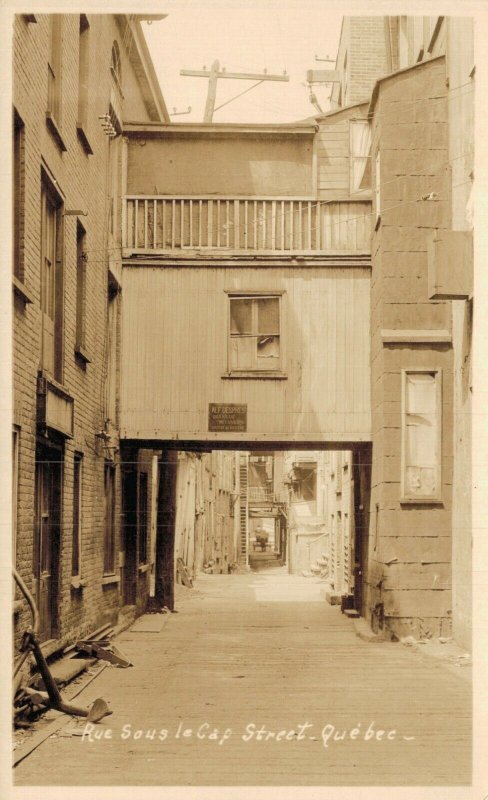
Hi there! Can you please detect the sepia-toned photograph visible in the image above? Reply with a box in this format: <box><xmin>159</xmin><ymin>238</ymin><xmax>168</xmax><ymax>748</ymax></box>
<box><xmin>5</xmin><ymin>1</ymin><xmax>486</xmax><ymax>796</ymax></box>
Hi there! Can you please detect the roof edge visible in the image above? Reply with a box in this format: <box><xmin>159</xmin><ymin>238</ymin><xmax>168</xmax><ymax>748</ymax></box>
<box><xmin>368</xmin><ymin>54</ymin><xmax>446</xmax><ymax>118</ymax></box>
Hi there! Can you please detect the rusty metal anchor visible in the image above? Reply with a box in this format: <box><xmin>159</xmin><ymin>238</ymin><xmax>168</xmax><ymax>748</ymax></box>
<box><xmin>13</xmin><ymin>569</ymin><xmax>112</xmax><ymax>723</ymax></box>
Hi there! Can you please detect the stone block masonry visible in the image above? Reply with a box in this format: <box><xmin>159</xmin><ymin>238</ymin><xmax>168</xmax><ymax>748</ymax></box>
<box><xmin>366</xmin><ymin>56</ymin><xmax>453</xmax><ymax>641</ymax></box>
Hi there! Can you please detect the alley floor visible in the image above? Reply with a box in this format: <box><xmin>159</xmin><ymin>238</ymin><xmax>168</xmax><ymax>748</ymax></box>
<box><xmin>14</xmin><ymin>569</ymin><xmax>471</xmax><ymax>787</ymax></box>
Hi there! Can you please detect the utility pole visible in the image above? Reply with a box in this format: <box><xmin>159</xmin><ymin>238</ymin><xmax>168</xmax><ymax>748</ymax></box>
<box><xmin>305</xmin><ymin>64</ymin><xmax>342</xmax><ymax>114</ymax></box>
<box><xmin>180</xmin><ymin>60</ymin><xmax>289</xmax><ymax>123</ymax></box>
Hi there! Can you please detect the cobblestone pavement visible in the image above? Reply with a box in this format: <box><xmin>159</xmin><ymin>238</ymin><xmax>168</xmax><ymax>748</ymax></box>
<box><xmin>14</xmin><ymin>569</ymin><xmax>471</xmax><ymax>787</ymax></box>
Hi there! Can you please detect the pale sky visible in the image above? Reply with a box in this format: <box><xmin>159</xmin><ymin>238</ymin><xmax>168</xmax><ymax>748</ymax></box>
<box><xmin>143</xmin><ymin>0</ymin><xmax>344</xmax><ymax>124</ymax></box>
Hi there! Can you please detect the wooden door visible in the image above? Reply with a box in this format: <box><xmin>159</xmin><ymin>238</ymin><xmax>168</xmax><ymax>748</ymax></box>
<box><xmin>34</xmin><ymin>455</ymin><xmax>60</xmax><ymax>641</ymax></box>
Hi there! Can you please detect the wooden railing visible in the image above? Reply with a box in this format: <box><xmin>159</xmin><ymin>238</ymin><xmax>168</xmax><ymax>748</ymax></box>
<box><xmin>122</xmin><ymin>196</ymin><xmax>371</xmax><ymax>254</ymax></box>
<box><xmin>248</xmin><ymin>486</ymin><xmax>274</xmax><ymax>503</ymax></box>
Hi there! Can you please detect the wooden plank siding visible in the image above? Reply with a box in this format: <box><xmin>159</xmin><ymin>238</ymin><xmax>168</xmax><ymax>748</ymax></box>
<box><xmin>316</xmin><ymin>101</ymin><xmax>371</xmax><ymax>200</ymax></box>
<box><xmin>120</xmin><ymin>266</ymin><xmax>371</xmax><ymax>442</ymax></box>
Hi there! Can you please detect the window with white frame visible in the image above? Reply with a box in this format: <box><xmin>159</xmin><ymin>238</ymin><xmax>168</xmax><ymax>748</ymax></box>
<box><xmin>350</xmin><ymin>119</ymin><xmax>371</xmax><ymax>195</ymax></box>
<box><xmin>401</xmin><ymin>370</ymin><xmax>442</xmax><ymax>501</ymax></box>
<box><xmin>228</xmin><ymin>294</ymin><xmax>282</xmax><ymax>373</ymax></box>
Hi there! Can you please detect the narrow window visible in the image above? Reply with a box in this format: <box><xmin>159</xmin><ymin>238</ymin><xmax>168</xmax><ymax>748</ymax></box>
<box><xmin>138</xmin><ymin>471</ymin><xmax>148</xmax><ymax>565</ymax></box>
<box><xmin>229</xmin><ymin>294</ymin><xmax>281</xmax><ymax>373</ymax></box>
<box><xmin>374</xmin><ymin>151</ymin><xmax>381</xmax><ymax>226</ymax></box>
<box><xmin>349</xmin><ymin>120</ymin><xmax>371</xmax><ymax>195</ymax></box>
<box><xmin>12</xmin><ymin>428</ymin><xmax>20</xmax><ymax>571</ymax></box>
<box><xmin>72</xmin><ymin>453</ymin><xmax>83</xmax><ymax>577</ymax></box>
<box><xmin>106</xmin><ymin>276</ymin><xmax>120</xmax><ymax>426</ymax></box>
<box><xmin>401</xmin><ymin>370</ymin><xmax>442</xmax><ymax>501</ymax></box>
<box><xmin>104</xmin><ymin>462</ymin><xmax>116</xmax><ymax>574</ymax></box>
<box><xmin>76</xmin><ymin>221</ymin><xmax>87</xmax><ymax>353</ymax></box>
<box><xmin>40</xmin><ymin>172</ymin><xmax>64</xmax><ymax>382</ymax></box>
<box><xmin>47</xmin><ymin>15</ymin><xmax>62</xmax><ymax>125</ymax></box>
<box><xmin>110</xmin><ymin>41</ymin><xmax>122</xmax><ymax>90</ymax></box>
<box><xmin>77</xmin><ymin>15</ymin><xmax>89</xmax><ymax>126</ymax></box>
<box><xmin>13</xmin><ymin>111</ymin><xmax>25</xmax><ymax>280</ymax></box>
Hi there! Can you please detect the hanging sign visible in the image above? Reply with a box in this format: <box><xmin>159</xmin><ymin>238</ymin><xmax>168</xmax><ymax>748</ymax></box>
<box><xmin>208</xmin><ymin>403</ymin><xmax>247</xmax><ymax>432</ymax></box>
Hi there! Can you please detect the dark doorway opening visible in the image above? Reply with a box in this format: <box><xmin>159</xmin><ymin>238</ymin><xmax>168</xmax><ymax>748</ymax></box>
<box><xmin>34</xmin><ymin>443</ymin><xmax>62</xmax><ymax>642</ymax></box>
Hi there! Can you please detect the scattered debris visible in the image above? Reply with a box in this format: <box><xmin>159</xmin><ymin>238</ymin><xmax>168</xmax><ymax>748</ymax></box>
<box><xmin>13</xmin><ymin>568</ymin><xmax>113</xmax><ymax>730</ymax></box>
<box><xmin>75</xmin><ymin>639</ymin><xmax>132</xmax><ymax>667</ymax></box>
<box><xmin>438</xmin><ymin>636</ymin><xmax>452</xmax><ymax>644</ymax></box>
<box><xmin>176</xmin><ymin>557</ymin><xmax>193</xmax><ymax>587</ymax></box>
<box><xmin>384</xmin><ymin>557</ymin><xmax>398</xmax><ymax>565</ymax></box>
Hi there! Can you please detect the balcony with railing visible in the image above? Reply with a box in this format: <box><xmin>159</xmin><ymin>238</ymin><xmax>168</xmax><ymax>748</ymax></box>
<box><xmin>122</xmin><ymin>196</ymin><xmax>371</xmax><ymax>257</ymax></box>
<box><xmin>248</xmin><ymin>486</ymin><xmax>275</xmax><ymax>504</ymax></box>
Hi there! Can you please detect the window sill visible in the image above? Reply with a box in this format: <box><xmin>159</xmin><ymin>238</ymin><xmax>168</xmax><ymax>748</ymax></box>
<box><xmin>101</xmin><ymin>574</ymin><xmax>120</xmax><ymax>586</ymax></box>
<box><xmin>221</xmin><ymin>371</ymin><xmax>288</xmax><ymax>380</ymax></box>
<box><xmin>70</xmin><ymin>576</ymin><xmax>85</xmax><ymax>590</ymax></box>
<box><xmin>400</xmin><ymin>497</ymin><xmax>443</xmax><ymax>506</ymax></box>
<box><xmin>77</xmin><ymin>123</ymin><xmax>94</xmax><ymax>155</ymax></box>
<box><xmin>46</xmin><ymin>111</ymin><xmax>67</xmax><ymax>152</ymax></box>
<box><xmin>75</xmin><ymin>344</ymin><xmax>92</xmax><ymax>364</ymax></box>
<box><xmin>13</xmin><ymin>275</ymin><xmax>34</xmax><ymax>305</ymax></box>
<box><xmin>381</xmin><ymin>329</ymin><xmax>452</xmax><ymax>345</ymax></box>
<box><xmin>138</xmin><ymin>564</ymin><xmax>150</xmax><ymax>573</ymax></box>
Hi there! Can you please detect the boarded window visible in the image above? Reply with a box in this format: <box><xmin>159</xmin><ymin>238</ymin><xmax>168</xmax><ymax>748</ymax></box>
<box><xmin>402</xmin><ymin>370</ymin><xmax>441</xmax><ymax>500</ymax></box>
<box><xmin>229</xmin><ymin>295</ymin><xmax>281</xmax><ymax>372</ymax></box>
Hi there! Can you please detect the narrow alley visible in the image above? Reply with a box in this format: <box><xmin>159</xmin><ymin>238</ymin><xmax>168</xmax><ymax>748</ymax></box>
<box><xmin>15</xmin><ymin>568</ymin><xmax>471</xmax><ymax>787</ymax></box>
<box><xmin>10</xmin><ymin>10</ymin><xmax>478</xmax><ymax>793</ymax></box>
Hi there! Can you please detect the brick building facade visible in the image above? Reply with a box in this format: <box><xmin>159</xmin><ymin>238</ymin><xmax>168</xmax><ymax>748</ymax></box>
<box><xmin>12</xmin><ymin>13</ymin><xmax>169</xmax><ymax>647</ymax></box>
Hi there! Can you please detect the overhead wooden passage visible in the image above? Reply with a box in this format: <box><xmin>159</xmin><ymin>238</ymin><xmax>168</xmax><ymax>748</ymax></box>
<box><xmin>120</xmin><ymin>264</ymin><xmax>371</xmax><ymax>443</ymax></box>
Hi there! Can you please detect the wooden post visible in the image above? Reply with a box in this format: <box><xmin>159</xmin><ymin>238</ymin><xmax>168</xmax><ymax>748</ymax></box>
<box><xmin>155</xmin><ymin>449</ymin><xmax>178</xmax><ymax>610</ymax></box>
<box><xmin>204</xmin><ymin>60</ymin><xmax>220</xmax><ymax>123</ymax></box>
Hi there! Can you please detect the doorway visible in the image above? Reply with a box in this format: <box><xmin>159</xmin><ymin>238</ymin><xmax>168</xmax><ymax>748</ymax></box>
<box><xmin>34</xmin><ymin>445</ymin><xmax>62</xmax><ymax>641</ymax></box>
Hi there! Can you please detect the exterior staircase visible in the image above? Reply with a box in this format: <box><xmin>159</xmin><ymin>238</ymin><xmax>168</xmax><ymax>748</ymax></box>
<box><xmin>238</xmin><ymin>455</ymin><xmax>248</xmax><ymax>566</ymax></box>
